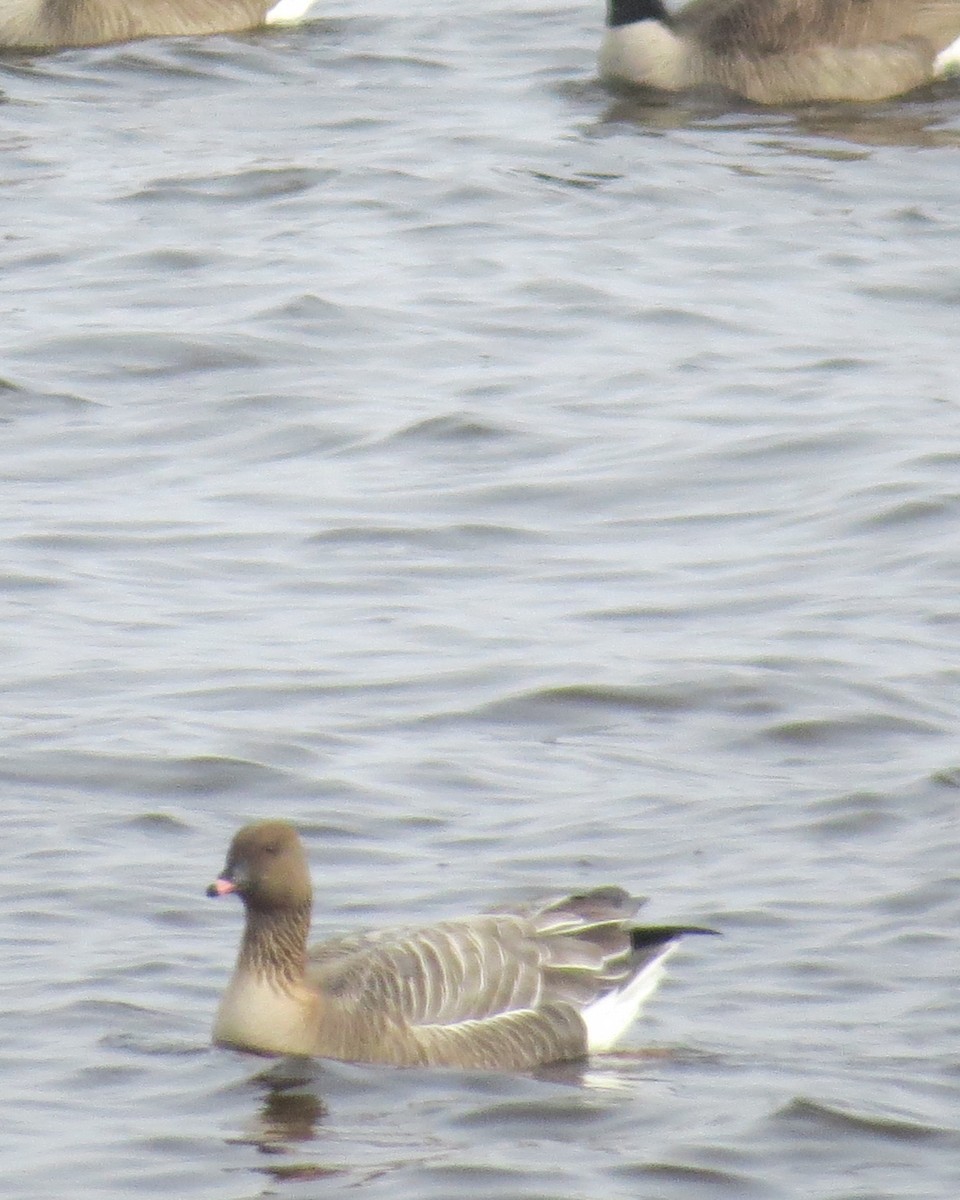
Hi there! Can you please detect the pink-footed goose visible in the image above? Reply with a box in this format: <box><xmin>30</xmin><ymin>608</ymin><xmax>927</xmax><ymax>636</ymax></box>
<box><xmin>207</xmin><ymin>820</ymin><xmax>717</xmax><ymax>1070</ymax></box>
<box><xmin>0</xmin><ymin>0</ymin><xmax>313</xmax><ymax>50</ymax></box>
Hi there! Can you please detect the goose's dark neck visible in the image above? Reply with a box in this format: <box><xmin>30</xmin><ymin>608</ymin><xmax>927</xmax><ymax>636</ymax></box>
<box><xmin>239</xmin><ymin>904</ymin><xmax>311</xmax><ymax>986</ymax></box>
<box><xmin>607</xmin><ymin>0</ymin><xmax>671</xmax><ymax>29</ymax></box>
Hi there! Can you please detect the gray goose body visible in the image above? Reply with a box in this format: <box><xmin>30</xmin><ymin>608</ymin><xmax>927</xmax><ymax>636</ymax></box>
<box><xmin>0</xmin><ymin>0</ymin><xmax>303</xmax><ymax>50</ymax></box>
<box><xmin>600</xmin><ymin>0</ymin><xmax>960</xmax><ymax>103</ymax></box>
<box><xmin>207</xmin><ymin>820</ymin><xmax>716</xmax><ymax>1071</ymax></box>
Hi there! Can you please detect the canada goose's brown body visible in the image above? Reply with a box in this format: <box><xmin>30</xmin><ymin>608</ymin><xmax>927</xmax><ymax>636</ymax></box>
<box><xmin>600</xmin><ymin>0</ymin><xmax>960</xmax><ymax>103</ymax></box>
<box><xmin>0</xmin><ymin>0</ymin><xmax>282</xmax><ymax>49</ymax></box>
<box><xmin>207</xmin><ymin>820</ymin><xmax>716</xmax><ymax>1070</ymax></box>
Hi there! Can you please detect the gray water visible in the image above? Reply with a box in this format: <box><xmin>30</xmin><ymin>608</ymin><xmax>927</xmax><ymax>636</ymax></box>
<box><xmin>2</xmin><ymin>3</ymin><xmax>960</xmax><ymax>1197</ymax></box>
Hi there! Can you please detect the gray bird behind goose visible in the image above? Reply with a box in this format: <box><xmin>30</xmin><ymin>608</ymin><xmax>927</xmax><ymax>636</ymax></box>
<box><xmin>206</xmin><ymin>819</ymin><xmax>717</xmax><ymax>1071</ymax></box>
<box><xmin>0</xmin><ymin>0</ymin><xmax>311</xmax><ymax>50</ymax></box>
<box><xmin>600</xmin><ymin>0</ymin><xmax>960</xmax><ymax>104</ymax></box>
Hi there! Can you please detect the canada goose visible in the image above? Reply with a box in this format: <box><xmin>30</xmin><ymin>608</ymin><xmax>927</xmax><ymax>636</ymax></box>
<box><xmin>206</xmin><ymin>820</ymin><xmax>717</xmax><ymax>1070</ymax></box>
<box><xmin>0</xmin><ymin>0</ymin><xmax>315</xmax><ymax>50</ymax></box>
<box><xmin>600</xmin><ymin>0</ymin><xmax>960</xmax><ymax>104</ymax></box>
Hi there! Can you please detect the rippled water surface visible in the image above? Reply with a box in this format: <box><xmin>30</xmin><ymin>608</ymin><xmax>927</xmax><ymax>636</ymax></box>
<box><xmin>2</xmin><ymin>4</ymin><xmax>960</xmax><ymax>1197</ymax></box>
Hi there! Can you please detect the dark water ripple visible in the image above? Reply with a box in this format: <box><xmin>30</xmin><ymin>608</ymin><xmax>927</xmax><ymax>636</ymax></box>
<box><xmin>2</xmin><ymin>3</ymin><xmax>960</xmax><ymax>1198</ymax></box>
<box><xmin>776</xmin><ymin>1095</ymin><xmax>955</xmax><ymax>1145</ymax></box>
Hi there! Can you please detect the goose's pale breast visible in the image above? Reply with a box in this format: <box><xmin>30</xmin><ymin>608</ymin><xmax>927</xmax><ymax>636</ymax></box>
<box><xmin>213</xmin><ymin>969</ymin><xmax>319</xmax><ymax>1057</ymax></box>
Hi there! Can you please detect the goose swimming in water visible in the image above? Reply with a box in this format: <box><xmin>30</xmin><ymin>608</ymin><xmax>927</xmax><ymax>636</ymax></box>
<box><xmin>206</xmin><ymin>820</ymin><xmax>717</xmax><ymax>1070</ymax></box>
<box><xmin>600</xmin><ymin>0</ymin><xmax>960</xmax><ymax>104</ymax></box>
<box><xmin>0</xmin><ymin>0</ymin><xmax>315</xmax><ymax>50</ymax></box>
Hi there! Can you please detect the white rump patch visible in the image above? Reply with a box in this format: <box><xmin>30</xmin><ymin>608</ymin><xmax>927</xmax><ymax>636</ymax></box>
<box><xmin>581</xmin><ymin>943</ymin><xmax>678</xmax><ymax>1053</ymax></box>
<box><xmin>935</xmin><ymin>35</ymin><xmax>960</xmax><ymax>76</ymax></box>
<box><xmin>265</xmin><ymin>0</ymin><xmax>320</xmax><ymax>25</ymax></box>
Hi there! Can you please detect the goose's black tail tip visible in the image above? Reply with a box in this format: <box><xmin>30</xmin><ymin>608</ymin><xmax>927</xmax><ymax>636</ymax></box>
<box><xmin>629</xmin><ymin>924</ymin><xmax>720</xmax><ymax>952</ymax></box>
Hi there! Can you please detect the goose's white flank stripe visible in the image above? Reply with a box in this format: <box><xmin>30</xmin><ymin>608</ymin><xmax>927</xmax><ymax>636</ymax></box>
<box><xmin>265</xmin><ymin>0</ymin><xmax>319</xmax><ymax>25</ymax></box>
<box><xmin>935</xmin><ymin>33</ymin><xmax>960</xmax><ymax>74</ymax></box>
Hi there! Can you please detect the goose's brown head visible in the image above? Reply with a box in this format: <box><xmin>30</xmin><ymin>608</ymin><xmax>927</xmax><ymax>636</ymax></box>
<box><xmin>207</xmin><ymin>820</ymin><xmax>312</xmax><ymax>912</ymax></box>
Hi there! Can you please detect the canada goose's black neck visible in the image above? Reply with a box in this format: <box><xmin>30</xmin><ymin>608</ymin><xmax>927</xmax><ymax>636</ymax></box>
<box><xmin>239</xmin><ymin>903</ymin><xmax>311</xmax><ymax>987</ymax></box>
<box><xmin>607</xmin><ymin>0</ymin><xmax>671</xmax><ymax>29</ymax></box>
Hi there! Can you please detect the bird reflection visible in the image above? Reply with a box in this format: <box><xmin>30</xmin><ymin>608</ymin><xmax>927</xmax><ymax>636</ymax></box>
<box><xmin>532</xmin><ymin>1046</ymin><xmax>684</xmax><ymax>1089</ymax></box>
<box><xmin>258</xmin><ymin>1086</ymin><xmax>326</xmax><ymax>1145</ymax></box>
<box><xmin>228</xmin><ymin>1058</ymin><xmax>327</xmax><ymax>1153</ymax></box>
<box><xmin>224</xmin><ymin>1062</ymin><xmax>348</xmax><ymax>1183</ymax></box>
<box><xmin>594</xmin><ymin>86</ymin><xmax>960</xmax><ymax>151</ymax></box>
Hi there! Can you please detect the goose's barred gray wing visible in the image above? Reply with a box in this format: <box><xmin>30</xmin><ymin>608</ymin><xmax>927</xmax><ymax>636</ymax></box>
<box><xmin>310</xmin><ymin>888</ymin><xmax>645</xmax><ymax>1026</ymax></box>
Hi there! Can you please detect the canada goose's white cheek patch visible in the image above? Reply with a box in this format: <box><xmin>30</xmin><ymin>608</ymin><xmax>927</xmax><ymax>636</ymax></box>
<box><xmin>599</xmin><ymin>20</ymin><xmax>691</xmax><ymax>90</ymax></box>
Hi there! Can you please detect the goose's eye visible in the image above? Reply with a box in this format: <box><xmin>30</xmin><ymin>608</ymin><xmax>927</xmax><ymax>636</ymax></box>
<box><xmin>263</xmin><ymin>844</ymin><xmax>280</xmax><ymax>856</ymax></box>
